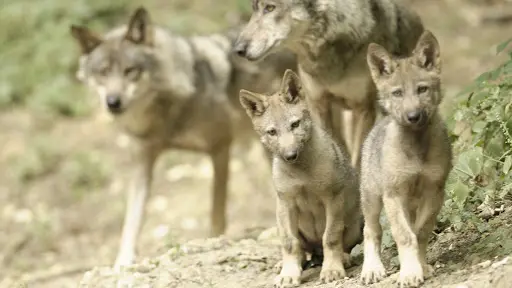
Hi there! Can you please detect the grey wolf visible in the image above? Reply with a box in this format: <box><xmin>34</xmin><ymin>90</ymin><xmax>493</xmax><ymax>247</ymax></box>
<box><xmin>70</xmin><ymin>7</ymin><xmax>296</xmax><ymax>269</ymax></box>
<box><xmin>359</xmin><ymin>30</ymin><xmax>452</xmax><ymax>287</ymax></box>
<box><xmin>233</xmin><ymin>0</ymin><xmax>425</xmax><ymax>168</ymax></box>
<box><xmin>239</xmin><ymin>69</ymin><xmax>363</xmax><ymax>287</ymax></box>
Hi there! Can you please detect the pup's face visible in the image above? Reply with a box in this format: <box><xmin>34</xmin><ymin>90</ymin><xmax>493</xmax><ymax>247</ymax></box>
<box><xmin>367</xmin><ymin>30</ymin><xmax>443</xmax><ymax>130</ymax></box>
<box><xmin>239</xmin><ymin>69</ymin><xmax>313</xmax><ymax>163</ymax></box>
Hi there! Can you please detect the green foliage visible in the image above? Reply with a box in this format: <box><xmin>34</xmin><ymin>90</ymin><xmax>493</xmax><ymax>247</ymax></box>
<box><xmin>0</xmin><ymin>1</ymin><xmax>131</xmax><ymax>117</ymax></box>
<box><xmin>62</xmin><ymin>151</ymin><xmax>111</xmax><ymax>200</ymax></box>
<box><xmin>442</xmin><ymin>38</ymin><xmax>512</xmax><ymax>230</ymax></box>
<box><xmin>13</xmin><ymin>136</ymin><xmax>62</xmax><ymax>182</ymax></box>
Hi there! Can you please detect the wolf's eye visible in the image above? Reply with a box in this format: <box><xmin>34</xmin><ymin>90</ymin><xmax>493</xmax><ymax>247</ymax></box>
<box><xmin>98</xmin><ymin>65</ymin><xmax>110</xmax><ymax>76</ymax></box>
<box><xmin>263</xmin><ymin>4</ymin><xmax>276</xmax><ymax>14</ymax></box>
<box><xmin>417</xmin><ymin>85</ymin><xmax>429</xmax><ymax>94</ymax></box>
<box><xmin>291</xmin><ymin>120</ymin><xmax>300</xmax><ymax>129</ymax></box>
<box><xmin>125</xmin><ymin>67</ymin><xmax>142</xmax><ymax>81</ymax></box>
<box><xmin>392</xmin><ymin>89</ymin><xmax>403</xmax><ymax>97</ymax></box>
<box><xmin>267</xmin><ymin>128</ymin><xmax>277</xmax><ymax>136</ymax></box>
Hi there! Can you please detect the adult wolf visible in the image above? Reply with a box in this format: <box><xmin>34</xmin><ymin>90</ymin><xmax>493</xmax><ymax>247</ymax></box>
<box><xmin>234</xmin><ymin>0</ymin><xmax>424</xmax><ymax>168</ymax></box>
<box><xmin>70</xmin><ymin>7</ymin><xmax>296</xmax><ymax>269</ymax></box>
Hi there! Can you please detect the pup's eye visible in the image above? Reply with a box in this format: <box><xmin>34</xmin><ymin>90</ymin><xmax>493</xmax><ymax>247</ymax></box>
<box><xmin>291</xmin><ymin>120</ymin><xmax>300</xmax><ymax>129</ymax></box>
<box><xmin>392</xmin><ymin>89</ymin><xmax>403</xmax><ymax>97</ymax></box>
<box><xmin>267</xmin><ymin>128</ymin><xmax>277</xmax><ymax>136</ymax></box>
<box><xmin>417</xmin><ymin>85</ymin><xmax>429</xmax><ymax>94</ymax></box>
<box><xmin>263</xmin><ymin>5</ymin><xmax>276</xmax><ymax>13</ymax></box>
<box><xmin>125</xmin><ymin>67</ymin><xmax>142</xmax><ymax>81</ymax></box>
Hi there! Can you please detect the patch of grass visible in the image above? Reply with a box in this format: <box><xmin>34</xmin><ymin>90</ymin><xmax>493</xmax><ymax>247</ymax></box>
<box><xmin>61</xmin><ymin>150</ymin><xmax>112</xmax><ymax>200</ymax></box>
<box><xmin>12</xmin><ymin>136</ymin><xmax>62</xmax><ymax>183</ymax></box>
<box><xmin>441</xmin><ymin>37</ymin><xmax>512</xmax><ymax>231</ymax></box>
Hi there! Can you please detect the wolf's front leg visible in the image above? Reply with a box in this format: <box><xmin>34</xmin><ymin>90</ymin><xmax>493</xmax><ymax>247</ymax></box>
<box><xmin>275</xmin><ymin>199</ymin><xmax>304</xmax><ymax>288</ymax></box>
<box><xmin>383</xmin><ymin>192</ymin><xmax>424</xmax><ymax>288</ymax></box>
<box><xmin>350</xmin><ymin>102</ymin><xmax>376</xmax><ymax>169</ymax></box>
<box><xmin>114</xmin><ymin>145</ymin><xmax>160</xmax><ymax>271</ymax></box>
<box><xmin>320</xmin><ymin>194</ymin><xmax>347</xmax><ymax>283</ymax></box>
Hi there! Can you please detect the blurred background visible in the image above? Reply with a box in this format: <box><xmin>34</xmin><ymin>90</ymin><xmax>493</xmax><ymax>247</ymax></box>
<box><xmin>0</xmin><ymin>0</ymin><xmax>511</xmax><ymax>287</ymax></box>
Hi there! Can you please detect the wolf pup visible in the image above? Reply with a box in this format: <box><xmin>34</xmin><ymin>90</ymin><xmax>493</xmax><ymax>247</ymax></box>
<box><xmin>234</xmin><ymin>0</ymin><xmax>425</xmax><ymax>169</ymax></box>
<box><xmin>240</xmin><ymin>69</ymin><xmax>363</xmax><ymax>287</ymax></box>
<box><xmin>359</xmin><ymin>30</ymin><xmax>452</xmax><ymax>287</ymax></box>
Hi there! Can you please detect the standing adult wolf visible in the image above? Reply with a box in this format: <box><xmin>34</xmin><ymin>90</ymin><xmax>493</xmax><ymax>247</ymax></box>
<box><xmin>70</xmin><ymin>7</ymin><xmax>296</xmax><ymax>269</ymax></box>
<box><xmin>234</xmin><ymin>0</ymin><xmax>424</xmax><ymax>168</ymax></box>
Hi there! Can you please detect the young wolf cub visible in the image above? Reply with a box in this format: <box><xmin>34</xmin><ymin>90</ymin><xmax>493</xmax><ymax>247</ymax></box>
<box><xmin>360</xmin><ymin>30</ymin><xmax>452</xmax><ymax>288</ymax></box>
<box><xmin>239</xmin><ymin>69</ymin><xmax>363</xmax><ymax>287</ymax></box>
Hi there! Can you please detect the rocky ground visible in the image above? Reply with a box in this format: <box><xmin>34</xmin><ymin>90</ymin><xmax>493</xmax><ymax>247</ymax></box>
<box><xmin>78</xmin><ymin>208</ymin><xmax>512</xmax><ymax>288</ymax></box>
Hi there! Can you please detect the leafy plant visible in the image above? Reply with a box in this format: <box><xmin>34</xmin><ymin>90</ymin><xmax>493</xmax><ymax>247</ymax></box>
<box><xmin>442</xmin><ymin>37</ymin><xmax>512</xmax><ymax>230</ymax></box>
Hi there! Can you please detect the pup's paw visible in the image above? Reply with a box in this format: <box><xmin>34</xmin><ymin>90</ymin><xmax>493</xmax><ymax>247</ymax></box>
<box><xmin>360</xmin><ymin>259</ymin><xmax>386</xmax><ymax>284</ymax></box>
<box><xmin>343</xmin><ymin>252</ymin><xmax>352</xmax><ymax>268</ymax></box>
<box><xmin>274</xmin><ymin>275</ymin><xmax>300</xmax><ymax>288</ymax></box>
<box><xmin>273</xmin><ymin>260</ymin><xmax>283</xmax><ymax>274</ymax></box>
<box><xmin>423</xmin><ymin>264</ymin><xmax>434</xmax><ymax>279</ymax></box>
<box><xmin>320</xmin><ymin>267</ymin><xmax>346</xmax><ymax>283</ymax></box>
<box><xmin>398</xmin><ymin>262</ymin><xmax>424</xmax><ymax>288</ymax></box>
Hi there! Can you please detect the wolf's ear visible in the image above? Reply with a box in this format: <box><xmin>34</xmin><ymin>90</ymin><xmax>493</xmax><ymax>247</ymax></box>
<box><xmin>70</xmin><ymin>25</ymin><xmax>103</xmax><ymax>54</ymax></box>
<box><xmin>280</xmin><ymin>69</ymin><xmax>303</xmax><ymax>103</ymax></box>
<box><xmin>413</xmin><ymin>30</ymin><xmax>441</xmax><ymax>72</ymax></box>
<box><xmin>239</xmin><ymin>89</ymin><xmax>267</xmax><ymax>117</ymax></box>
<box><xmin>125</xmin><ymin>7</ymin><xmax>153</xmax><ymax>45</ymax></box>
<box><xmin>367</xmin><ymin>43</ymin><xmax>395</xmax><ymax>81</ymax></box>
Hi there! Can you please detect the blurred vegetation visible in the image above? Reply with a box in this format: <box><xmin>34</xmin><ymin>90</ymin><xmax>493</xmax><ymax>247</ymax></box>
<box><xmin>442</xmin><ymin>38</ymin><xmax>512</xmax><ymax>231</ymax></box>
<box><xmin>0</xmin><ymin>0</ymin><xmax>250</xmax><ymax>118</ymax></box>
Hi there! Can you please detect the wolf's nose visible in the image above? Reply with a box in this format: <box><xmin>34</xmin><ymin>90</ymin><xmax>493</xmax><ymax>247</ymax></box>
<box><xmin>106</xmin><ymin>95</ymin><xmax>122</xmax><ymax>110</ymax></box>
<box><xmin>406</xmin><ymin>110</ymin><xmax>422</xmax><ymax>124</ymax></box>
<box><xmin>233</xmin><ymin>41</ymin><xmax>248</xmax><ymax>57</ymax></box>
<box><xmin>284</xmin><ymin>151</ymin><xmax>298</xmax><ymax>162</ymax></box>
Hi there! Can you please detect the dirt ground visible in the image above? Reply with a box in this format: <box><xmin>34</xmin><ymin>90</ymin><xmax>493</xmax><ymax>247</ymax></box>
<box><xmin>1</xmin><ymin>0</ymin><xmax>512</xmax><ymax>287</ymax></box>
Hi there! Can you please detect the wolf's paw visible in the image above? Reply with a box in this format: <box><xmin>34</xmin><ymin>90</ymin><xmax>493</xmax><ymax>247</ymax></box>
<box><xmin>398</xmin><ymin>263</ymin><xmax>424</xmax><ymax>288</ymax></box>
<box><xmin>274</xmin><ymin>275</ymin><xmax>300</xmax><ymax>288</ymax></box>
<box><xmin>360</xmin><ymin>259</ymin><xmax>386</xmax><ymax>284</ymax></box>
<box><xmin>113</xmin><ymin>252</ymin><xmax>134</xmax><ymax>272</ymax></box>
<box><xmin>320</xmin><ymin>268</ymin><xmax>346</xmax><ymax>283</ymax></box>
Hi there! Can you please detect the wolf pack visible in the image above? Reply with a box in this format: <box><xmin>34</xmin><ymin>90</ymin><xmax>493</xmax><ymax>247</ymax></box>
<box><xmin>70</xmin><ymin>0</ymin><xmax>454</xmax><ymax>287</ymax></box>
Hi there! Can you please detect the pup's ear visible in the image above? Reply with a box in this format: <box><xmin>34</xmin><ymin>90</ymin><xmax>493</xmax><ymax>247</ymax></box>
<box><xmin>239</xmin><ymin>89</ymin><xmax>267</xmax><ymax>117</ymax></box>
<box><xmin>125</xmin><ymin>7</ymin><xmax>153</xmax><ymax>45</ymax></box>
<box><xmin>413</xmin><ymin>30</ymin><xmax>441</xmax><ymax>72</ymax></box>
<box><xmin>367</xmin><ymin>43</ymin><xmax>395</xmax><ymax>81</ymax></box>
<box><xmin>280</xmin><ymin>69</ymin><xmax>303</xmax><ymax>103</ymax></box>
<box><xmin>70</xmin><ymin>25</ymin><xmax>103</xmax><ymax>54</ymax></box>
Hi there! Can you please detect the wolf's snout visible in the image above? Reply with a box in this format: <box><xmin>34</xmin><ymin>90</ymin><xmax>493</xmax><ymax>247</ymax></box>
<box><xmin>233</xmin><ymin>40</ymin><xmax>248</xmax><ymax>57</ymax></box>
<box><xmin>406</xmin><ymin>110</ymin><xmax>425</xmax><ymax>125</ymax></box>
<box><xmin>283</xmin><ymin>150</ymin><xmax>299</xmax><ymax>162</ymax></box>
<box><xmin>106</xmin><ymin>94</ymin><xmax>122</xmax><ymax>113</ymax></box>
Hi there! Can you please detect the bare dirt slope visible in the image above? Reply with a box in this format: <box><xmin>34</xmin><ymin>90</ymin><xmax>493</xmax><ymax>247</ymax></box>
<box><xmin>78</xmin><ymin>208</ymin><xmax>512</xmax><ymax>288</ymax></box>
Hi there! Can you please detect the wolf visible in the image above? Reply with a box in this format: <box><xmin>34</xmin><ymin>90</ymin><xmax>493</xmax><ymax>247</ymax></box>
<box><xmin>233</xmin><ymin>0</ymin><xmax>425</xmax><ymax>168</ymax></box>
<box><xmin>70</xmin><ymin>7</ymin><xmax>296</xmax><ymax>269</ymax></box>
<box><xmin>239</xmin><ymin>69</ymin><xmax>363</xmax><ymax>287</ymax></box>
<box><xmin>359</xmin><ymin>30</ymin><xmax>452</xmax><ymax>287</ymax></box>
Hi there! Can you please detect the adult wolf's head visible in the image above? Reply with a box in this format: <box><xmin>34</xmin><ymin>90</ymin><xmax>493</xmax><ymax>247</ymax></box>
<box><xmin>367</xmin><ymin>30</ymin><xmax>442</xmax><ymax>130</ymax></box>
<box><xmin>239</xmin><ymin>69</ymin><xmax>313</xmax><ymax>163</ymax></box>
<box><xmin>70</xmin><ymin>7</ymin><xmax>158</xmax><ymax>115</ymax></box>
<box><xmin>233</xmin><ymin>0</ymin><xmax>311</xmax><ymax>61</ymax></box>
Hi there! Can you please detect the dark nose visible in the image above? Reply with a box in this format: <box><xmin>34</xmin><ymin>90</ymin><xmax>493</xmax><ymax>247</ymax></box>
<box><xmin>233</xmin><ymin>41</ymin><xmax>248</xmax><ymax>57</ymax></box>
<box><xmin>106</xmin><ymin>95</ymin><xmax>122</xmax><ymax>111</ymax></box>
<box><xmin>284</xmin><ymin>151</ymin><xmax>298</xmax><ymax>162</ymax></box>
<box><xmin>406</xmin><ymin>110</ymin><xmax>422</xmax><ymax>124</ymax></box>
